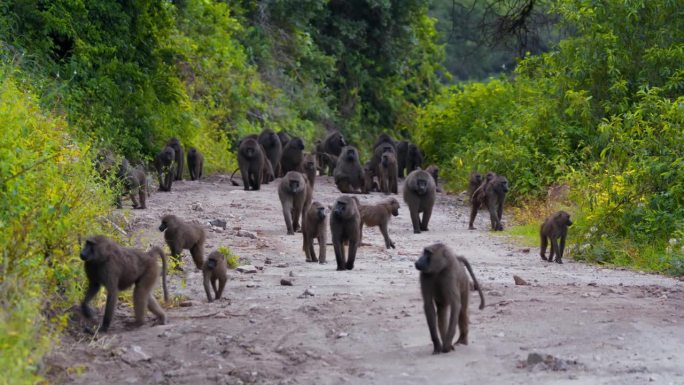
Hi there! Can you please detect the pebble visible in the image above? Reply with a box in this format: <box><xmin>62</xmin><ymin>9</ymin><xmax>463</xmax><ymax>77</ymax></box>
<box><xmin>298</xmin><ymin>289</ymin><xmax>315</xmax><ymax>298</ymax></box>
<box><xmin>237</xmin><ymin>265</ymin><xmax>258</xmax><ymax>274</ymax></box>
<box><xmin>237</xmin><ymin>230</ymin><xmax>257</xmax><ymax>239</ymax></box>
<box><xmin>489</xmin><ymin>290</ymin><xmax>503</xmax><ymax>297</ymax></box>
<box><xmin>280</xmin><ymin>278</ymin><xmax>293</xmax><ymax>286</ymax></box>
<box><xmin>513</xmin><ymin>275</ymin><xmax>528</xmax><ymax>286</ymax></box>
<box><xmin>336</xmin><ymin>332</ymin><xmax>349</xmax><ymax>338</ymax></box>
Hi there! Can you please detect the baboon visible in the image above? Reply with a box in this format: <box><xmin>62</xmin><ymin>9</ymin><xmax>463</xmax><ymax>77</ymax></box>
<box><xmin>322</xmin><ymin>130</ymin><xmax>346</xmax><ymax>157</ymax></box>
<box><xmin>333</xmin><ymin>146</ymin><xmax>365</xmax><ymax>193</ymax></box>
<box><xmin>396</xmin><ymin>140</ymin><xmax>409</xmax><ymax>178</ymax></box>
<box><xmin>414</xmin><ymin>243</ymin><xmax>485</xmax><ymax>354</ymax></box>
<box><xmin>467</xmin><ymin>172</ymin><xmax>483</xmax><ymax>201</ymax></box>
<box><xmin>406</xmin><ymin>143</ymin><xmax>423</xmax><ymax>172</ymax></box>
<box><xmin>469</xmin><ymin>172</ymin><xmax>509</xmax><ymax>231</ymax></box>
<box><xmin>302</xmin><ymin>153</ymin><xmax>317</xmax><ymax>189</ymax></box>
<box><xmin>116</xmin><ymin>159</ymin><xmax>148</xmax><ymax>209</ymax></box>
<box><xmin>278</xmin><ymin>171</ymin><xmax>309</xmax><ymax>235</ymax></box>
<box><xmin>258</xmin><ymin>128</ymin><xmax>283</xmax><ymax>175</ymax></box>
<box><xmin>278</xmin><ymin>131</ymin><xmax>291</xmax><ymax>149</ymax></box>
<box><xmin>167</xmin><ymin>138</ymin><xmax>184</xmax><ymax>181</ymax></box>
<box><xmin>540</xmin><ymin>211</ymin><xmax>573</xmax><ymax>264</ymax></box>
<box><xmin>302</xmin><ymin>201</ymin><xmax>327</xmax><ymax>263</ymax></box>
<box><xmin>369</xmin><ymin>142</ymin><xmax>396</xmax><ymax>181</ymax></box>
<box><xmin>372</xmin><ymin>133</ymin><xmax>396</xmax><ymax>151</ymax></box>
<box><xmin>316</xmin><ymin>151</ymin><xmax>338</xmax><ymax>177</ymax></box>
<box><xmin>425</xmin><ymin>165</ymin><xmax>442</xmax><ymax>193</ymax></box>
<box><xmin>159</xmin><ymin>214</ymin><xmax>206</xmax><ymax>270</ymax></box>
<box><xmin>330</xmin><ymin>196</ymin><xmax>361</xmax><ymax>270</ymax></box>
<box><xmin>237</xmin><ymin>137</ymin><xmax>265</xmax><ymax>191</ymax></box>
<box><xmin>362</xmin><ymin>161</ymin><xmax>379</xmax><ymax>193</ymax></box>
<box><xmin>80</xmin><ymin>236</ymin><xmax>168</xmax><ymax>333</ymax></box>
<box><xmin>280</xmin><ymin>137</ymin><xmax>305</xmax><ymax>176</ymax></box>
<box><xmin>358</xmin><ymin>197</ymin><xmax>400</xmax><ymax>249</ymax></box>
<box><xmin>379</xmin><ymin>152</ymin><xmax>399</xmax><ymax>194</ymax></box>
<box><xmin>154</xmin><ymin>146</ymin><xmax>175</xmax><ymax>192</ymax></box>
<box><xmin>262</xmin><ymin>157</ymin><xmax>275</xmax><ymax>184</ymax></box>
<box><xmin>187</xmin><ymin>147</ymin><xmax>204</xmax><ymax>181</ymax></box>
<box><xmin>403</xmin><ymin>170</ymin><xmax>436</xmax><ymax>233</ymax></box>
<box><xmin>202</xmin><ymin>250</ymin><xmax>228</xmax><ymax>302</ymax></box>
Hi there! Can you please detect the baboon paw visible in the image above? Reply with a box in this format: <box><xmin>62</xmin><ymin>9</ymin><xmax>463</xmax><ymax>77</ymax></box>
<box><xmin>540</xmin><ymin>255</ymin><xmax>547</xmax><ymax>261</ymax></box>
<box><xmin>420</xmin><ymin>226</ymin><xmax>428</xmax><ymax>231</ymax></box>
<box><xmin>389</xmin><ymin>243</ymin><xmax>396</xmax><ymax>249</ymax></box>
<box><xmin>287</xmin><ymin>230</ymin><xmax>295</xmax><ymax>235</ymax></box>
<box><xmin>555</xmin><ymin>259</ymin><xmax>563</xmax><ymax>264</ymax></box>
<box><xmin>336</xmin><ymin>266</ymin><xmax>345</xmax><ymax>271</ymax></box>
<box><xmin>345</xmin><ymin>264</ymin><xmax>354</xmax><ymax>270</ymax></box>
<box><xmin>318</xmin><ymin>260</ymin><xmax>327</xmax><ymax>264</ymax></box>
<box><xmin>413</xmin><ymin>229</ymin><xmax>421</xmax><ymax>234</ymax></box>
<box><xmin>468</xmin><ymin>226</ymin><xmax>476</xmax><ymax>230</ymax></box>
<box><xmin>441</xmin><ymin>345</ymin><xmax>454</xmax><ymax>353</ymax></box>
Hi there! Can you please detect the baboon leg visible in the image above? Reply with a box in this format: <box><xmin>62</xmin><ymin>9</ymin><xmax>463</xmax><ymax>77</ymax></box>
<box><xmin>203</xmin><ymin>275</ymin><xmax>214</xmax><ymax>302</ymax></box>
<box><xmin>190</xmin><ymin>244</ymin><xmax>204</xmax><ymax>270</ymax></box>
<box><xmin>468</xmin><ymin>202</ymin><xmax>480</xmax><ymax>230</ymax></box>
<box><xmin>101</xmin><ymin>289</ymin><xmax>119</xmax><ymax>332</ymax></box>
<box><xmin>333</xmin><ymin>238</ymin><xmax>345</xmax><ymax>271</ymax></box>
<box><xmin>216</xmin><ymin>277</ymin><xmax>227</xmax><ymax>299</ymax></box>
<box><xmin>309</xmin><ymin>243</ymin><xmax>318</xmax><ymax>262</ymax></box>
<box><xmin>549</xmin><ymin>237</ymin><xmax>558</xmax><ymax>263</ymax></box>
<box><xmin>129</xmin><ymin>190</ymin><xmax>140</xmax><ymax>209</ymax></box>
<box><xmin>487</xmin><ymin>195</ymin><xmax>499</xmax><ymax>231</ymax></box>
<box><xmin>137</xmin><ymin>188</ymin><xmax>146</xmax><ymax>209</ymax></box>
<box><xmin>81</xmin><ymin>281</ymin><xmax>101</xmax><ymax>319</ymax></box>
<box><xmin>420</xmin><ymin>206</ymin><xmax>433</xmax><ymax>232</ymax></box>
<box><xmin>115</xmin><ymin>195</ymin><xmax>124</xmax><ymax>209</ymax></box>
<box><xmin>317</xmin><ymin>234</ymin><xmax>326</xmax><ymax>263</ymax></box>
<box><xmin>379</xmin><ymin>222</ymin><xmax>395</xmax><ymax>249</ymax></box>
<box><xmin>253</xmin><ymin>170</ymin><xmax>262</xmax><ymax>191</ymax></box>
<box><xmin>133</xmin><ymin>284</ymin><xmax>150</xmax><ymax>326</ymax></box>
<box><xmin>540</xmin><ymin>235</ymin><xmax>548</xmax><ymax>260</ymax></box>
<box><xmin>147</xmin><ymin>295</ymin><xmax>167</xmax><ymax>325</ymax></box>
<box><xmin>423</xmin><ymin>301</ymin><xmax>441</xmax><ymax>354</ymax></box>
<box><xmin>497</xmin><ymin>200</ymin><xmax>504</xmax><ymax>227</ymax></box>
<box><xmin>291</xmin><ymin>206</ymin><xmax>301</xmax><ymax>232</ymax></box>
<box><xmin>410</xmin><ymin>206</ymin><xmax>422</xmax><ymax>234</ymax></box>
<box><xmin>304</xmin><ymin>235</ymin><xmax>313</xmax><ymax>262</ymax></box>
<box><xmin>456</xmin><ymin>293</ymin><xmax>469</xmax><ymax>345</ymax></box>
<box><xmin>211</xmin><ymin>277</ymin><xmax>218</xmax><ymax>294</ymax></box>
<box><xmin>443</xmin><ymin>301</ymin><xmax>460</xmax><ymax>352</ymax></box>
<box><xmin>337</xmin><ymin>181</ymin><xmax>352</xmax><ymax>193</ymax></box>
<box><xmin>346</xmin><ymin>240</ymin><xmax>358</xmax><ymax>270</ymax></box>
<box><xmin>558</xmin><ymin>234</ymin><xmax>566</xmax><ymax>263</ymax></box>
<box><xmin>169</xmin><ymin>244</ymin><xmax>183</xmax><ymax>266</ymax></box>
<box><xmin>282</xmin><ymin>203</ymin><xmax>294</xmax><ymax>235</ymax></box>
<box><xmin>437</xmin><ymin>304</ymin><xmax>448</xmax><ymax>350</ymax></box>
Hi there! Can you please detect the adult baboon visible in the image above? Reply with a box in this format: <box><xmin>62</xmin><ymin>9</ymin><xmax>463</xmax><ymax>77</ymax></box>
<box><xmin>372</xmin><ymin>133</ymin><xmax>396</xmax><ymax>152</ymax></box>
<box><xmin>362</xmin><ymin>161</ymin><xmax>379</xmax><ymax>194</ymax></box>
<box><xmin>80</xmin><ymin>236</ymin><xmax>168</xmax><ymax>332</ymax></box>
<box><xmin>258</xmin><ymin>128</ymin><xmax>283</xmax><ymax>175</ymax></box>
<box><xmin>467</xmin><ymin>172</ymin><xmax>483</xmax><ymax>201</ymax></box>
<box><xmin>406</xmin><ymin>143</ymin><xmax>423</xmax><ymax>173</ymax></box>
<box><xmin>469</xmin><ymin>172</ymin><xmax>509</xmax><ymax>231</ymax></box>
<box><xmin>302</xmin><ymin>153</ymin><xmax>317</xmax><ymax>189</ymax></box>
<box><xmin>403</xmin><ymin>170</ymin><xmax>436</xmax><ymax>234</ymax></box>
<box><xmin>116</xmin><ymin>159</ymin><xmax>148</xmax><ymax>209</ymax></box>
<box><xmin>167</xmin><ymin>138</ymin><xmax>184</xmax><ymax>181</ymax></box>
<box><xmin>302</xmin><ymin>201</ymin><xmax>327</xmax><ymax>263</ymax></box>
<box><xmin>379</xmin><ymin>152</ymin><xmax>399</xmax><ymax>194</ymax></box>
<box><xmin>278</xmin><ymin>131</ymin><xmax>291</xmax><ymax>149</ymax></box>
<box><xmin>280</xmin><ymin>137</ymin><xmax>305</xmax><ymax>176</ymax></box>
<box><xmin>322</xmin><ymin>130</ymin><xmax>346</xmax><ymax>157</ymax></box>
<box><xmin>358</xmin><ymin>197</ymin><xmax>400</xmax><ymax>249</ymax></box>
<box><xmin>330</xmin><ymin>196</ymin><xmax>361</xmax><ymax>271</ymax></box>
<box><xmin>540</xmin><ymin>210</ymin><xmax>573</xmax><ymax>264</ymax></box>
<box><xmin>154</xmin><ymin>146</ymin><xmax>175</xmax><ymax>192</ymax></box>
<box><xmin>278</xmin><ymin>171</ymin><xmax>309</xmax><ymax>235</ymax></box>
<box><xmin>187</xmin><ymin>147</ymin><xmax>204</xmax><ymax>181</ymax></box>
<box><xmin>236</xmin><ymin>137</ymin><xmax>265</xmax><ymax>191</ymax></box>
<box><xmin>415</xmin><ymin>243</ymin><xmax>485</xmax><ymax>354</ymax></box>
<box><xmin>370</xmin><ymin>142</ymin><xmax>396</xmax><ymax>181</ymax></box>
<box><xmin>396</xmin><ymin>140</ymin><xmax>409</xmax><ymax>178</ymax></box>
<box><xmin>333</xmin><ymin>146</ymin><xmax>364</xmax><ymax>193</ymax></box>
<box><xmin>159</xmin><ymin>214</ymin><xmax>206</xmax><ymax>270</ymax></box>
<box><xmin>202</xmin><ymin>250</ymin><xmax>228</xmax><ymax>302</ymax></box>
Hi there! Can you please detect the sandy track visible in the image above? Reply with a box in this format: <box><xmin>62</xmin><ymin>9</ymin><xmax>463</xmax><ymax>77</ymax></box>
<box><xmin>47</xmin><ymin>175</ymin><xmax>684</xmax><ymax>385</ymax></box>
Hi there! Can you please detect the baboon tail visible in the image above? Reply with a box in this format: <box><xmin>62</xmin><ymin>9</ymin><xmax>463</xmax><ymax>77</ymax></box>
<box><xmin>154</xmin><ymin>246</ymin><xmax>169</xmax><ymax>303</ymax></box>
<box><xmin>457</xmin><ymin>256</ymin><xmax>485</xmax><ymax>310</ymax></box>
<box><xmin>229</xmin><ymin>167</ymin><xmax>240</xmax><ymax>186</ymax></box>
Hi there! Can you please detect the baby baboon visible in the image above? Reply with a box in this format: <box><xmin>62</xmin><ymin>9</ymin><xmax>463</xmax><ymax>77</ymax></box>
<box><xmin>187</xmin><ymin>147</ymin><xmax>204</xmax><ymax>181</ymax></box>
<box><xmin>278</xmin><ymin>171</ymin><xmax>309</xmax><ymax>235</ymax></box>
<box><xmin>154</xmin><ymin>146</ymin><xmax>175</xmax><ymax>192</ymax></box>
<box><xmin>116</xmin><ymin>159</ymin><xmax>148</xmax><ymax>209</ymax></box>
<box><xmin>379</xmin><ymin>152</ymin><xmax>398</xmax><ymax>194</ymax></box>
<box><xmin>202</xmin><ymin>250</ymin><xmax>228</xmax><ymax>302</ymax></box>
<box><xmin>322</xmin><ymin>130</ymin><xmax>346</xmax><ymax>157</ymax></box>
<box><xmin>414</xmin><ymin>243</ymin><xmax>485</xmax><ymax>354</ymax></box>
<box><xmin>159</xmin><ymin>214</ymin><xmax>206</xmax><ymax>269</ymax></box>
<box><xmin>333</xmin><ymin>146</ymin><xmax>364</xmax><ymax>193</ymax></box>
<box><xmin>330</xmin><ymin>196</ymin><xmax>361</xmax><ymax>270</ymax></box>
<box><xmin>406</xmin><ymin>143</ymin><xmax>423</xmax><ymax>172</ymax></box>
<box><xmin>80</xmin><ymin>236</ymin><xmax>168</xmax><ymax>332</ymax></box>
<box><xmin>396</xmin><ymin>140</ymin><xmax>409</xmax><ymax>178</ymax></box>
<box><xmin>469</xmin><ymin>172</ymin><xmax>509</xmax><ymax>231</ymax></box>
<box><xmin>237</xmin><ymin>137</ymin><xmax>265</xmax><ymax>191</ymax></box>
<box><xmin>372</xmin><ymin>133</ymin><xmax>396</xmax><ymax>151</ymax></box>
<box><xmin>278</xmin><ymin>131</ymin><xmax>291</xmax><ymax>149</ymax></box>
<box><xmin>467</xmin><ymin>172</ymin><xmax>483</xmax><ymax>201</ymax></box>
<box><xmin>302</xmin><ymin>201</ymin><xmax>327</xmax><ymax>263</ymax></box>
<box><xmin>280</xmin><ymin>137</ymin><xmax>305</xmax><ymax>176</ymax></box>
<box><xmin>302</xmin><ymin>153</ymin><xmax>317</xmax><ymax>189</ymax></box>
<box><xmin>358</xmin><ymin>197</ymin><xmax>400</xmax><ymax>249</ymax></box>
<box><xmin>317</xmin><ymin>152</ymin><xmax>338</xmax><ymax>177</ymax></box>
<box><xmin>258</xmin><ymin>128</ymin><xmax>283</xmax><ymax>175</ymax></box>
<box><xmin>540</xmin><ymin>210</ymin><xmax>573</xmax><ymax>264</ymax></box>
<box><xmin>362</xmin><ymin>161</ymin><xmax>379</xmax><ymax>194</ymax></box>
<box><xmin>167</xmin><ymin>138</ymin><xmax>184</xmax><ymax>181</ymax></box>
<box><xmin>403</xmin><ymin>169</ymin><xmax>436</xmax><ymax>233</ymax></box>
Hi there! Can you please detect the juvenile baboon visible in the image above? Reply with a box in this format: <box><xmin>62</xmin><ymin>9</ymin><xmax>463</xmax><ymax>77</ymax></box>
<box><xmin>237</xmin><ymin>137</ymin><xmax>265</xmax><ymax>191</ymax></box>
<box><xmin>406</xmin><ymin>143</ymin><xmax>423</xmax><ymax>173</ymax></box>
<box><xmin>322</xmin><ymin>130</ymin><xmax>346</xmax><ymax>157</ymax></box>
<box><xmin>379</xmin><ymin>152</ymin><xmax>399</xmax><ymax>194</ymax></box>
<box><xmin>258</xmin><ymin>128</ymin><xmax>283</xmax><ymax>175</ymax></box>
<box><xmin>370</xmin><ymin>142</ymin><xmax>396</xmax><ymax>181</ymax></box>
<box><xmin>425</xmin><ymin>165</ymin><xmax>442</xmax><ymax>193</ymax></box>
<box><xmin>330</xmin><ymin>196</ymin><xmax>361</xmax><ymax>270</ymax></box>
<box><xmin>302</xmin><ymin>153</ymin><xmax>317</xmax><ymax>189</ymax></box>
<box><xmin>167</xmin><ymin>138</ymin><xmax>184</xmax><ymax>181</ymax></box>
<box><xmin>467</xmin><ymin>172</ymin><xmax>483</xmax><ymax>201</ymax></box>
<box><xmin>540</xmin><ymin>211</ymin><xmax>573</xmax><ymax>264</ymax></box>
<box><xmin>278</xmin><ymin>171</ymin><xmax>309</xmax><ymax>235</ymax></box>
<box><xmin>403</xmin><ymin>170</ymin><xmax>436</xmax><ymax>233</ymax></box>
<box><xmin>278</xmin><ymin>131</ymin><xmax>291</xmax><ymax>149</ymax></box>
<box><xmin>317</xmin><ymin>152</ymin><xmax>338</xmax><ymax>177</ymax></box>
<box><xmin>116</xmin><ymin>159</ymin><xmax>148</xmax><ymax>209</ymax></box>
<box><xmin>280</xmin><ymin>137</ymin><xmax>305</xmax><ymax>175</ymax></box>
<box><xmin>358</xmin><ymin>197</ymin><xmax>400</xmax><ymax>249</ymax></box>
<box><xmin>154</xmin><ymin>146</ymin><xmax>175</xmax><ymax>192</ymax></box>
<box><xmin>415</xmin><ymin>243</ymin><xmax>485</xmax><ymax>354</ymax></box>
<box><xmin>469</xmin><ymin>172</ymin><xmax>509</xmax><ymax>231</ymax></box>
<box><xmin>362</xmin><ymin>161</ymin><xmax>379</xmax><ymax>194</ymax></box>
<box><xmin>302</xmin><ymin>201</ymin><xmax>327</xmax><ymax>263</ymax></box>
<box><xmin>396</xmin><ymin>140</ymin><xmax>409</xmax><ymax>178</ymax></box>
<box><xmin>159</xmin><ymin>214</ymin><xmax>206</xmax><ymax>270</ymax></box>
<box><xmin>372</xmin><ymin>133</ymin><xmax>396</xmax><ymax>152</ymax></box>
<box><xmin>187</xmin><ymin>147</ymin><xmax>204</xmax><ymax>181</ymax></box>
<box><xmin>333</xmin><ymin>146</ymin><xmax>365</xmax><ymax>193</ymax></box>
<box><xmin>202</xmin><ymin>250</ymin><xmax>228</xmax><ymax>302</ymax></box>
<box><xmin>80</xmin><ymin>236</ymin><xmax>168</xmax><ymax>332</ymax></box>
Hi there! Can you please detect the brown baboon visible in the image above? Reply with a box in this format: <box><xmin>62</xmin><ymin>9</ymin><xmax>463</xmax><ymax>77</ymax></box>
<box><xmin>187</xmin><ymin>147</ymin><xmax>204</xmax><ymax>181</ymax></box>
<box><xmin>302</xmin><ymin>201</ymin><xmax>327</xmax><ymax>263</ymax></box>
<box><xmin>540</xmin><ymin>211</ymin><xmax>573</xmax><ymax>264</ymax></box>
<box><xmin>317</xmin><ymin>152</ymin><xmax>338</xmax><ymax>177</ymax></box>
<box><xmin>116</xmin><ymin>159</ymin><xmax>148</xmax><ymax>209</ymax></box>
<box><xmin>330</xmin><ymin>196</ymin><xmax>361</xmax><ymax>270</ymax></box>
<box><xmin>333</xmin><ymin>146</ymin><xmax>365</xmax><ymax>193</ymax></box>
<box><xmin>302</xmin><ymin>153</ymin><xmax>317</xmax><ymax>189</ymax></box>
<box><xmin>358</xmin><ymin>197</ymin><xmax>400</xmax><ymax>249</ymax></box>
<box><xmin>278</xmin><ymin>131</ymin><xmax>291</xmax><ymax>149</ymax></box>
<box><xmin>469</xmin><ymin>172</ymin><xmax>509</xmax><ymax>231</ymax></box>
<box><xmin>159</xmin><ymin>214</ymin><xmax>206</xmax><ymax>270</ymax></box>
<box><xmin>202</xmin><ymin>250</ymin><xmax>228</xmax><ymax>302</ymax></box>
<box><xmin>467</xmin><ymin>172</ymin><xmax>483</xmax><ymax>201</ymax></box>
<box><xmin>80</xmin><ymin>236</ymin><xmax>168</xmax><ymax>332</ymax></box>
<box><xmin>167</xmin><ymin>138</ymin><xmax>184</xmax><ymax>181</ymax></box>
<box><xmin>372</xmin><ymin>133</ymin><xmax>397</xmax><ymax>151</ymax></box>
<box><xmin>379</xmin><ymin>152</ymin><xmax>399</xmax><ymax>194</ymax></box>
<box><xmin>278</xmin><ymin>171</ymin><xmax>309</xmax><ymax>235</ymax></box>
<box><xmin>369</xmin><ymin>142</ymin><xmax>396</xmax><ymax>182</ymax></box>
<box><xmin>280</xmin><ymin>137</ymin><xmax>305</xmax><ymax>176</ymax></box>
<box><xmin>258</xmin><ymin>128</ymin><xmax>283</xmax><ymax>175</ymax></box>
<box><xmin>362</xmin><ymin>161</ymin><xmax>379</xmax><ymax>193</ymax></box>
<box><xmin>425</xmin><ymin>165</ymin><xmax>442</xmax><ymax>193</ymax></box>
<box><xmin>322</xmin><ymin>130</ymin><xmax>346</xmax><ymax>157</ymax></box>
<box><xmin>406</xmin><ymin>143</ymin><xmax>423</xmax><ymax>173</ymax></box>
<box><xmin>396</xmin><ymin>140</ymin><xmax>409</xmax><ymax>178</ymax></box>
<box><xmin>154</xmin><ymin>146</ymin><xmax>175</xmax><ymax>192</ymax></box>
<box><xmin>403</xmin><ymin>170</ymin><xmax>436</xmax><ymax>233</ymax></box>
<box><xmin>236</xmin><ymin>137</ymin><xmax>265</xmax><ymax>191</ymax></box>
<box><xmin>414</xmin><ymin>243</ymin><xmax>485</xmax><ymax>354</ymax></box>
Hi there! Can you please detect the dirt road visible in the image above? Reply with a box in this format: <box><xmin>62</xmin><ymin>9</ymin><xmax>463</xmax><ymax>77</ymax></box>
<box><xmin>47</xmin><ymin>175</ymin><xmax>684</xmax><ymax>385</ymax></box>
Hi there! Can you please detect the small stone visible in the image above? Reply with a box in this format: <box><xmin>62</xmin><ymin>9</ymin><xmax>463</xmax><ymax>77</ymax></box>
<box><xmin>209</xmin><ymin>219</ymin><xmax>227</xmax><ymax>229</ymax></box>
<box><xmin>489</xmin><ymin>290</ymin><xmax>503</xmax><ymax>297</ymax></box>
<box><xmin>121</xmin><ymin>345</ymin><xmax>151</xmax><ymax>364</ymax></box>
<box><xmin>527</xmin><ymin>352</ymin><xmax>544</xmax><ymax>365</ymax></box>
<box><xmin>213</xmin><ymin>227</ymin><xmax>224</xmax><ymax>233</ymax></box>
<box><xmin>298</xmin><ymin>289</ymin><xmax>315</xmax><ymax>298</ymax></box>
<box><xmin>246</xmin><ymin>283</ymin><xmax>257</xmax><ymax>288</ymax></box>
<box><xmin>179</xmin><ymin>301</ymin><xmax>193</xmax><ymax>307</ymax></box>
<box><xmin>289</xmin><ymin>271</ymin><xmax>295</xmax><ymax>277</ymax></box>
<box><xmin>336</xmin><ymin>332</ymin><xmax>349</xmax><ymax>338</ymax></box>
<box><xmin>587</xmin><ymin>282</ymin><xmax>598</xmax><ymax>287</ymax></box>
<box><xmin>236</xmin><ymin>265</ymin><xmax>258</xmax><ymax>274</ymax></box>
<box><xmin>496</xmin><ymin>332</ymin><xmax>505</xmax><ymax>338</ymax></box>
<box><xmin>513</xmin><ymin>275</ymin><xmax>528</xmax><ymax>286</ymax></box>
<box><xmin>264</xmin><ymin>258</ymin><xmax>272</xmax><ymax>264</ymax></box>
<box><xmin>521</xmin><ymin>248</ymin><xmax>530</xmax><ymax>253</ymax></box>
<box><xmin>280</xmin><ymin>278</ymin><xmax>293</xmax><ymax>286</ymax></box>
<box><xmin>276</xmin><ymin>263</ymin><xmax>289</xmax><ymax>268</ymax></box>
<box><xmin>191</xmin><ymin>202</ymin><xmax>204</xmax><ymax>212</ymax></box>
<box><xmin>237</xmin><ymin>230</ymin><xmax>257</xmax><ymax>239</ymax></box>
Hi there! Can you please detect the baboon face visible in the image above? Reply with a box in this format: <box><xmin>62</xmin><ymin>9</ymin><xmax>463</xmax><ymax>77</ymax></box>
<box><xmin>159</xmin><ymin>214</ymin><xmax>176</xmax><ymax>232</ymax></box>
<box><xmin>472</xmin><ymin>172</ymin><xmax>482</xmax><ymax>185</ymax></box>
<box><xmin>381</xmin><ymin>153</ymin><xmax>392</xmax><ymax>167</ymax></box>
<box><xmin>485</xmin><ymin>172</ymin><xmax>496</xmax><ymax>182</ymax></box>
<box><xmin>556</xmin><ymin>211</ymin><xmax>572</xmax><ymax>226</ymax></box>
<box><xmin>497</xmin><ymin>176</ymin><xmax>510</xmax><ymax>193</ymax></box>
<box><xmin>414</xmin><ymin>176</ymin><xmax>430</xmax><ymax>195</ymax></box>
<box><xmin>79</xmin><ymin>237</ymin><xmax>109</xmax><ymax>263</ymax></box>
<box><xmin>333</xmin><ymin>196</ymin><xmax>356</xmax><ymax>219</ymax></box>
<box><xmin>291</xmin><ymin>138</ymin><xmax>305</xmax><ymax>150</ymax></box>
<box><xmin>303</xmin><ymin>154</ymin><xmax>316</xmax><ymax>172</ymax></box>
<box><xmin>241</xmin><ymin>139</ymin><xmax>259</xmax><ymax>158</ymax></box>
<box><xmin>388</xmin><ymin>198</ymin><xmax>400</xmax><ymax>216</ymax></box>
<box><xmin>344</xmin><ymin>147</ymin><xmax>358</xmax><ymax>162</ymax></box>
<box><xmin>311</xmin><ymin>201</ymin><xmax>327</xmax><ymax>221</ymax></box>
<box><xmin>414</xmin><ymin>243</ymin><xmax>447</xmax><ymax>273</ymax></box>
<box><xmin>160</xmin><ymin>147</ymin><xmax>174</xmax><ymax>163</ymax></box>
<box><xmin>427</xmin><ymin>166</ymin><xmax>439</xmax><ymax>181</ymax></box>
<box><xmin>289</xmin><ymin>178</ymin><xmax>302</xmax><ymax>192</ymax></box>
<box><xmin>189</xmin><ymin>148</ymin><xmax>197</xmax><ymax>156</ymax></box>
<box><xmin>168</xmin><ymin>137</ymin><xmax>181</xmax><ymax>147</ymax></box>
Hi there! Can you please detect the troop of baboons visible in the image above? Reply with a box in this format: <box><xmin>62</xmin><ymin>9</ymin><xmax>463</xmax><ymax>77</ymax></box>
<box><xmin>84</xmin><ymin>129</ymin><xmax>573</xmax><ymax>356</ymax></box>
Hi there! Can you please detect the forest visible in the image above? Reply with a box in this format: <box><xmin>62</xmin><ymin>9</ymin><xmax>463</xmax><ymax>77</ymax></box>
<box><xmin>0</xmin><ymin>0</ymin><xmax>683</xmax><ymax>383</ymax></box>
